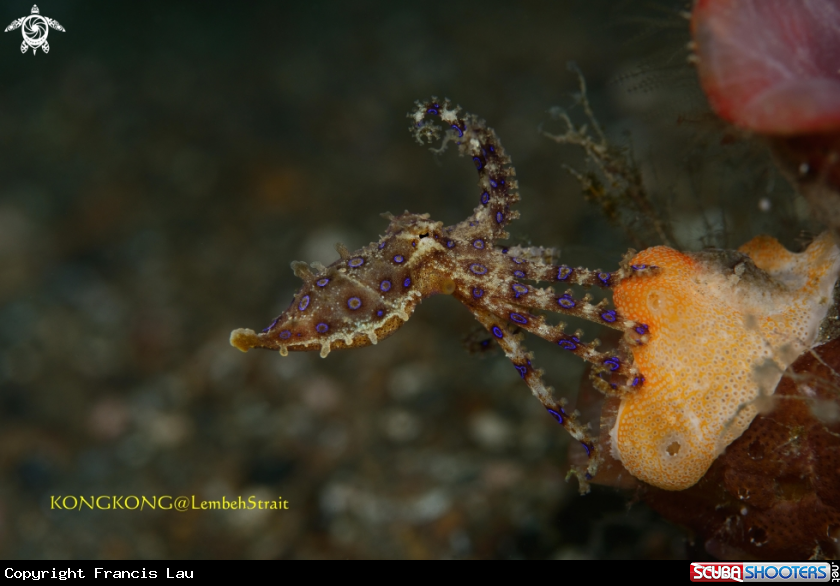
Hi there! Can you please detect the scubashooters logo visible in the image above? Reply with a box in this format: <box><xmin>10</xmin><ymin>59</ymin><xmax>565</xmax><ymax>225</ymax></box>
<box><xmin>691</xmin><ymin>562</ymin><xmax>836</xmax><ymax>582</ymax></box>
<box><xmin>692</xmin><ymin>564</ymin><xmax>744</xmax><ymax>582</ymax></box>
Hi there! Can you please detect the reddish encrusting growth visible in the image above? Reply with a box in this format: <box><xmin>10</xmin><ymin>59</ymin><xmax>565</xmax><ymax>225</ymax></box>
<box><xmin>692</xmin><ymin>0</ymin><xmax>840</xmax><ymax>135</ymax></box>
<box><xmin>691</xmin><ymin>0</ymin><xmax>840</xmax><ymax>231</ymax></box>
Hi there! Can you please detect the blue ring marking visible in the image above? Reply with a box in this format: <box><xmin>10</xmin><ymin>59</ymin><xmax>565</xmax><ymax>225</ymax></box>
<box><xmin>473</xmin><ymin>156</ymin><xmax>483</xmax><ymax>171</ymax></box>
<box><xmin>298</xmin><ymin>295</ymin><xmax>310</xmax><ymax>311</ymax></box>
<box><xmin>451</xmin><ymin>124</ymin><xmax>463</xmax><ymax>137</ymax></box>
<box><xmin>489</xmin><ymin>179</ymin><xmax>498</xmax><ymax>188</ymax></box>
<box><xmin>509</xmin><ymin>313</ymin><xmax>528</xmax><ymax>325</ymax></box>
<box><xmin>426</xmin><ymin>107</ymin><xmax>438</xmax><ymax>115</ymax></box>
<box><xmin>581</xmin><ymin>443</ymin><xmax>592</xmax><ymax>457</ymax></box>
<box><xmin>403</xmin><ymin>277</ymin><xmax>411</xmax><ymax>288</ymax></box>
<box><xmin>377</xmin><ymin>310</ymin><xmax>384</xmax><ymax>317</ymax></box>
<box><xmin>473</xmin><ymin>239</ymin><xmax>485</xmax><ymax>250</ymax></box>
<box><xmin>600</xmin><ymin>310</ymin><xmax>617</xmax><ymax>323</ymax></box>
<box><xmin>499</xmin><ymin>178</ymin><xmax>504</xmax><ymax>184</ymax></box>
<box><xmin>631</xmin><ymin>375</ymin><xmax>644</xmax><ymax>387</ymax></box>
<box><xmin>489</xmin><ymin>145</ymin><xmax>495</xmax><ymax>152</ymax></box>
<box><xmin>557</xmin><ymin>294</ymin><xmax>576</xmax><ymax>309</ymax></box>
<box><xmin>514</xmin><ymin>364</ymin><xmax>528</xmax><ymax>379</ymax></box>
<box><xmin>546</xmin><ymin>408</ymin><xmax>564</xmax><ymax>424</ymax></box>
<box><xmin>411</xmin><ymin>241</ymin><xmax>416</xmax><ymax>248</ymax></box>
<box><xmin>470</xmin><ymin>263</ymin><xmax>488</xmax><ymax>275</ymax></box>
<box><xmin>558</xmin><ymin>339</ymin><xmax>577</xmax><ymax>351</ymax></box>
<box><xmin>634</xmin><ymin>324</ymin><xmax>649</xmax><ymax>336</ymax></box>
<box><xmin>380</xmin><ymin>280</ymin><xmax>392</xmax><ymax>292</ymax></box>
<box><xmin>315</xmin><ymin>323</ymin><xmax>329</xmax><ymax>334</ymax></box>
<box><xmin>603</xmin><ymin>357</ymin><xmax>620</xmax><ymax>371</ymax></box>
<box><xmin>393</xmin><ymin>255</ymin><xmax>405</xmax><ymax>263</ymax></box>
<box><xmin>480</xmin><ymin>191</ymin><xmax>490</xmax><ymax>205</ymax></box>
<box><xmin>512</xmin><ymin>257</ymin><xmax>523</xmax><ymax>264</ymax></box>
<box><xmin>480</xmin><ymin>340</ymin><xmax>490</xmax><ymax>348</ymax></box>
<box><xmin>513</xmin><ymin>270</ymin><xmax>526</xmax><ymax>279</ymax></box>
<box><xmin>278</xmin><ymin>329</ymin><xmax>291</xmax><ymax>340</ymax></box>
<box><xmin>495</xmin><ymin>211</ymin><xmax>504</xmax><ymax>224</ymax></box>
<box><xmin>347</xmin><ymin>297</ymin><xmax>362</xmax><ymax>310</ymax></box>
<box><xmin>446</xmin><ymin>240</ymin><xmax>455</xmax><ymax>248</ymax></box>
<box><xmin>631</xmin><ymin>264</ymin><xmax>647</xmax><ymax>270</ymax></box>
<box><xmin>378</xmin><ymin>241</ymin><xmax>386</xmax><ymax>249</ymax></box>
<box><xmin>557</xmin><ymin>266</ymin><xmax>572</xmax><ymax>281</ymax></box>
<box><xmin>316</xmin><ymin>278</ymin><xmax>330</xmax><ymax>287</ymax></box>
<box><xmin>511</xmin><ymin>283</ymin><xmax>528</xmax><ymax>298</ymax></box>
<box><xmin>598</xmin><ymin>272</ymin><xmax>611</xmax><ymax>286</ymax></box>
<box><xmin>491</xmin><ymin>326</ymin><xmax>504</xmax><ymax>339</ymax></box>
<box><xmin>472</xmin><ymin>287</ymin><xmax>483</xmax><ymax>298</ymax></box>
<box><xmin>262</xmin><ymin>317</ymin><xmax>280</xmax><ymax>333</ymax></box>
<box><xmin>348</xmin><ymin>257</ymin><xmax>365</xmax><ymax>268</ymax></box>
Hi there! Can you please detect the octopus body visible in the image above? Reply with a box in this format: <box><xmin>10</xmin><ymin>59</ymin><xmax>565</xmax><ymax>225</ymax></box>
<box><xmin>231</xmin><ymin>99</ymin><xmax>840</xmax><ymax>493</ymax></box>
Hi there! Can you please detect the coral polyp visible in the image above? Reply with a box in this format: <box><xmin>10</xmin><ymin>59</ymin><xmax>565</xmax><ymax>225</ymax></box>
<box><xmin>231</xmin><ymin>99</ymin><xmax>840</xmax><ymax>494</ymax></box>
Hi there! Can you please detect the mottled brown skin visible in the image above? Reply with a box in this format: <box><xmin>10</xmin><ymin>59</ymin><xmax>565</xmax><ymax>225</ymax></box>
<box><xmin>231</xmin><ymin>313</ymin><xmax>410</xmax><ymax>354</ymax></box>
<box><xmin>230</xmin><ymin>99</ymin><xmax>653</xmax><ymax>489</ymax></box>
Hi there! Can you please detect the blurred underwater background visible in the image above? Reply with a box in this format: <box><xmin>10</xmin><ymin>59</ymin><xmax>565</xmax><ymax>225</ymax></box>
<box><xmin>0</xmin><ymin>0</ymin><xmax>816</xmax><ymax>559</ymax></box>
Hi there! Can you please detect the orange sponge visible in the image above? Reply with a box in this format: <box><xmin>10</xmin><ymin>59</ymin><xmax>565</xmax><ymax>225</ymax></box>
<box><xmin>611</xmin><ymin>233</ymin><xmax>840</xmax><ymax>490</ymax></box>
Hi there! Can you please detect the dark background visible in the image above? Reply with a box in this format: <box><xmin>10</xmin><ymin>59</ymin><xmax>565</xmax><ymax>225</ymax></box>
<box><xmin>0</xmin><ymin>0</ymin><xmax>812</xmax><ymax>559</ymax></box>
